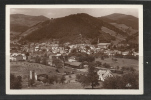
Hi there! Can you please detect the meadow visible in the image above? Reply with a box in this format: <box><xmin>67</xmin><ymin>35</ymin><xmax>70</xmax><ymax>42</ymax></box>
<box><xmin>95</xmin><ymin>57</ymin><xmax>138</xmax><ymax>71</ymax></box>
<box><xmin>10</xmin><ymin>61</ymin><xmax>84</xmax><ymax>89</ymax></box>
<box><xmin>10</xmin><ymin>57</ymin><xmax>138</xmax><ymax>89</ymax></box>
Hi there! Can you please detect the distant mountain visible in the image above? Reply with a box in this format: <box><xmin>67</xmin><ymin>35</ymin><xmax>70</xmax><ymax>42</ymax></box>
<box><xmin>18</xmin><ymin>13</ymin><xmax>117</xmax><ymax>44</ymax></box>
<box><xmin>99</xmin><ymin>13</ymin><xmax>138</xmax><ymax>30</ymax></box>
<box><xmin>12</xmin><ymin>13</ymin><xmax>138</xmax><ymax>45</ymax></box>
<box><xmin>10</xmin><ymin>14</ymin><xmax>50</xmax><ymax>39</ymax></box>
<box><xmin>126</xmin><ymin>32</ymin><xmax>138</xmax><ymax>44</ymax></box>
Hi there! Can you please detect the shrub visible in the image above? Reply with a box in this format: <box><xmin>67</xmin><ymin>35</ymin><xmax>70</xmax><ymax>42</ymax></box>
<box><xmin>103</xmin><ymin>63</ymin><xmax>111</xmax><ymax>68</ymax></box>
<box><xmin>76</xmin><ymin>63</ymin><xmax>99</xmax><ymax>89</ymax></box>
<box><xmin>121</xmin><ymin>66</ymin><xmax>126</xmax><ymax>71</ymax></box>
<box><xmin>101</xmin><ymin>56</ymin><xmax>104</xmax><ymax>60</ymax></box>
<box><xmin>103</xmin><ymin>72</ymin><xmax>138</xmax><ymax>89</ymax></box>
<box><xmin>52</xmin><ymin>58</ymin><xmax>63</xmax><ymax>68</ymax></box>
<box><xmin>60</xmin><ymin>75</ymin><xmax>66</xmax><ymax>84</ymax></box>
<box><xmin>129</xmin><ymin>67</ymin><xmax>135</xmax><ymax>72</ymax></box>
<box><xmin>121</xmin><ymin>66</ymin><xmax>135</xmax><ymax>72</ymax></box>
<box><xmin>95</xmin><ymin>61</ymin><xmax>102</xmax><ymax>67</ymax></box>
<box><xmin>10</xmin><ymin>74</ymin><xmax>22</xmax><ymax>89</ymax></box>
<box><xmin>28</xmin><ymin>79</ymin><xmax>35</xmax><ymax>87</ymax></box>
<box><xmin>116</xmin><ymin>66</ymin><xmax>119</xmax><ymax>69</ymax></box>
<box><xmin>115</xmin><ymin>54</ymin><xmax>123</xmax><ymax>58</ymax></box>
<box><xmin>48</xmin><ymin>75</ymin><xmax>59</xmax><ymax>84</ymax></box>
<box><xmin>125</xmin><ymin>55</ymin><xmax>138</xmax><ymax>60</ymax></box>
<box><xmin>76</xmin><ymin>74</ymin><xmax>81</xmax><ymax>82</ymax></box>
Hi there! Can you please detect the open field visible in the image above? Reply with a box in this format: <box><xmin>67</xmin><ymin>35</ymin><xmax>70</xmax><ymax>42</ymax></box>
<box><xmin>10</xmin><ymin>61</ymin><xmax>104</xmax><ymax>89</ymax></box>
<box><xmin>11</xmin><ymin>62</ymin><xmax>56</xmax><ymax>76</ymax></box>
<box><xmin>10</xmin><ymin>61</ymin><xmax>86</xmax><ymax>89</ymax></box>
<box><xmin>10</xmin><ymin>57</ymin><xmax>138</xmax><ymax>89</ymax></box>
<box><xmin>95</xmin><ymin>57</ymin><xmax>138</xmax><ymax>71</ymax></box>
<box><xmin>22</xmin><ymin>82</ymin><xmax>83</xmax><ymax>89</ymax></box>
<box><xmin>21</xmin><ymin>80</ymin><xmax>103</xmax><ymax>89</ymax></box>
<box><xmin>10</xmin><ymin>61</ymin><xmax>77</xmax><ymax>76</ymax></box>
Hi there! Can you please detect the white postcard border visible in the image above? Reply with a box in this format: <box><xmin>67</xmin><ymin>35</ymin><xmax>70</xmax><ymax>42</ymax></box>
<box><xmin>6</xmin><ymin>5</ymin><xmax>143</xmax><ymax>95</ymax></box>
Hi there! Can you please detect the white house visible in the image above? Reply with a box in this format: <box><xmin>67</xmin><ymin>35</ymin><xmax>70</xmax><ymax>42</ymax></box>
<box><xmin>97</xmin><ymin>68</ymin><xmax>113</xmax><ymax>81</ymax></box>
<box><xmin>122</xmin><ymin>51</ymin><xmax>129</xmax><ymax>56</ymax></box>
<box><xmin>35</xmin><ymin>46</ymin><xmax>39</xmax><ymax>51</ymax></box>
<box><xmin>97</xmin><ymin>43</ymin><xmax>111</xmax><ymax>49</ymax></box>
<box><xmin>21</xmin><ymin>54</ymin><xmax>27</xmax><ymax>60</ymax></box>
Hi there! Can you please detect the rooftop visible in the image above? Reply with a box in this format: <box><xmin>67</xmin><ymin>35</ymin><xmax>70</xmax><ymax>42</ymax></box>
<box><xmin>65</xmin><ymin>61</ymin><xmax>82</xmax><ymax>66</ymax></box>
<box><xmin>98</xmin><ymin>43</ymin><xmax>111</xmax><ymax>45</ymax></box>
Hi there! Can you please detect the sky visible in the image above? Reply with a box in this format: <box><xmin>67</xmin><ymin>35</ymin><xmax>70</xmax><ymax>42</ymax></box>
<box><xmin>10</xmin><ymin>8</ymin><xmax>138</xmax><ymax>18</ymax></box>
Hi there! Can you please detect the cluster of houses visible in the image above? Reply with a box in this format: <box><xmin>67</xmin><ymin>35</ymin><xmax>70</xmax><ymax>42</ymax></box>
<box><xmin>10</xmin><ymin>39</ymin><xmax>139</xmax><ymax>85</ymax></box>
<box><xmin>10</xmin><ymin>38</ymin><xmax>139</xmax><ymax>66</ymax></box>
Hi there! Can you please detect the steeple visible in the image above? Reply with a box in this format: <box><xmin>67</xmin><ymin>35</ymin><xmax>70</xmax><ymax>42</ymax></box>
<box><xmin>98</xmin><ymin>38</ymin><xmax>99</xmax><ymax>44</ymax></box>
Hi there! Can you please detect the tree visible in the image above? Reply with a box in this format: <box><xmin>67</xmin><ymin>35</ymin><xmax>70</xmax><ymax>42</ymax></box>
<box><xmin>85</xmin><ymin>46</ymin><xmax>90</xmax><ymax>51</ymax></box>
<box><xmin>53</xmin><ymin>75</ymin><xmax>59</xmax><ymax>84</ymax></box>
<box><xmin>121</xmin><ymin>66</ymin><xmax>126</xmax><ymax>71</ymax></box>
<box><xmin>35</xmin><ymin>56</ymin><xmax>40</xmax><ymax>63</ymax></box>
<box><xmin>42</xmin><ymin>49</ymin><xmax>46</xmax><ymax>52</ymax></box>
<box><xmin>101</xmin><ymin>56</ymin><xmax>104</xmax><ymax>60</ymax></box>
<box><xmin>52</xmin><ymin>58</ymin><xmax>63</xmax><ymax>68</ymax></box>
<box><xmin>87</xmin><ymin>55</ymin><xmax>95</xmax><ymax>62</ymax></box>
<box><xmin>28</xmin><ymin>79</ymin><xmax>35</xmax><ymax>87</ymax></box>
<box><xmin>95</xmin><ymin>61</ymin><xmax>102</xmax><ymax>67</ymax></box>
<box><xmin>77</xmin><ymin>63</ymin><xmax>99</xmax><ymax>89</ymax></box>
<box><xmin>10</xmin><ymin>74</ymin><xmax>22</xmax><ymax>89</ymax></box>
<box><xmin>116</xmin><ymin>66</ymin><xmax>119</xmax><ymax>70</ymax></box>
<box><xmin>60</xmin><ymin>75</ymin><xmax>66</xmax><ymax>84</ymax></box>
<box><xmin>25</xmin><ymin>52</ymin><xmax>30</xmax><ymax>60</ymax></box>
<box><xmin>129</xmin><ymin>67</ymin><xmax>135</xmax><ymax>72</ymax></box>
<box><xmin>103</xmin><ymin>72</ymin><xmax>138</xmax><ymax>89</ymax></box>
<box><xmin>113</xmin><ymin>45</ymin><xmax>117</xmax><ymax>49</ymax></box>
<box><xmin>42</xmin><ymin>57</ymin><xmax>47</xmax><ymax>65</ymax></box>
<box><xmin>103</xmin><ymin>63</ymin><xmax>111</xmax><ymax>68</ymax></box>
<box><xmin>65</xmin><ymin>46</ymin><xmax>70</xmax><ymax>50</ymax></box>
<box><xmin>48</xmin><ymin>76</ymin><xmax>56</xmax><ymax>84</ymax></box>
<box><xmin>70</xmin><ymin>48</ymin><xmax>77</xmax><ymax>53</ymax></box>
<box><xmin>78</xmin><ymin>54</ymin><xmax>95</xmax><ymax>62</ymax></box>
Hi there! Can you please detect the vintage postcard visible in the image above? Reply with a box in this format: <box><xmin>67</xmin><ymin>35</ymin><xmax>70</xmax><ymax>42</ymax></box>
<box><xmin>6</xmin><ymin>5</ymin><xmax>143</xmax><ymax>94</ymax></box>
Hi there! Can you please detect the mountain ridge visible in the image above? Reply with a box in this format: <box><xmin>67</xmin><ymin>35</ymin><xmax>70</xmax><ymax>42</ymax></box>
<box><xmin>10</xmin><ymin>13</ymin><xmax>138</xmax><ymax>44</ymax></box>
<box><xmin>99</xmin><ymin>13</ymin><xmax>138</xmax><ymax>30</ymax></box>
<box><xmin>10</xmin><ymin>14</ymin><xmax>50</xmax><ymax>31</ymax></box>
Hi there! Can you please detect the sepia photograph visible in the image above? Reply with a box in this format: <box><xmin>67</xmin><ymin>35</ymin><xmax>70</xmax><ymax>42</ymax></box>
<box><xmin>6</xmin><ymin>5</ymin><xmax>143</xmax><ymax>94</ymax></box>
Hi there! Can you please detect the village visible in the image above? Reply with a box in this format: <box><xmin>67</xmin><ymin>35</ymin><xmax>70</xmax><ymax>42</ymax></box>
<box><xmin>10</xmin><ymin>38</ymin><xmax>139</xmax><ymax>89</ymax></box>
